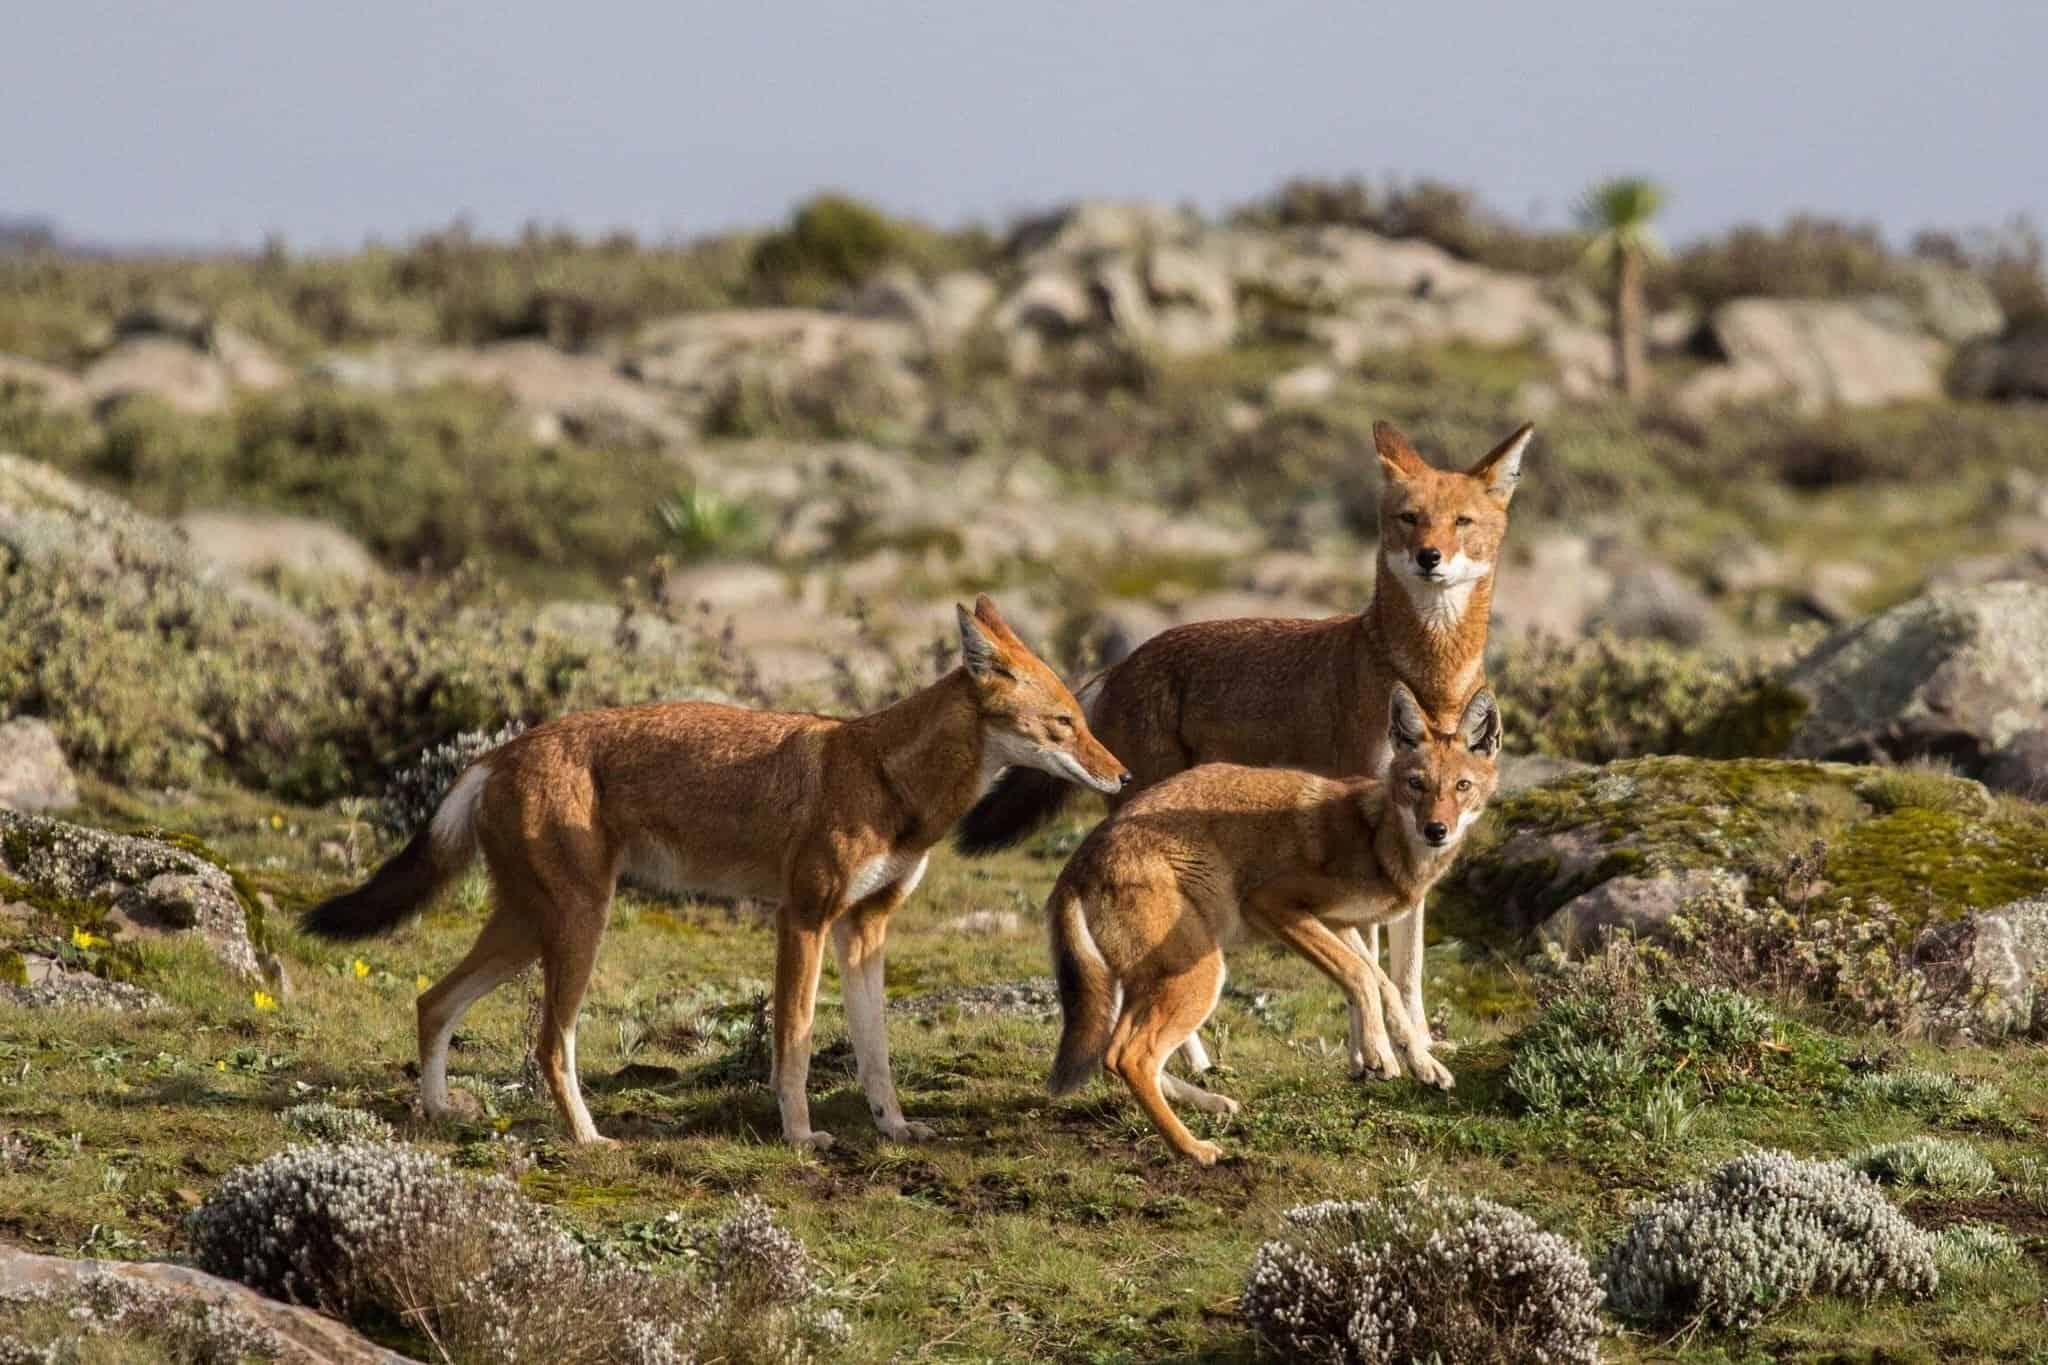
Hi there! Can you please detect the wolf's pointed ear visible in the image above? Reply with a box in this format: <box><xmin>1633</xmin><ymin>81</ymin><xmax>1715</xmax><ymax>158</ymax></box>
<box><xmin>1374</xmin><ymin>421</ymin><xmax>1430</xmax><ymax>482</ymax></box>
<box><xmin>1388</xmin><ymin>682</ymin><xmax>1428</xmax><ymax>749</ymax></box>
<box><xmin>971</xmin><ymin>592</ymin><xmax>1024</xmax><ymax>648</ymax></box>
<box><xmin>957</xmin><ymin>602</ymin><xmax>1004</xmax><ymax>679</ymax></box>
<box><xmin>1469</xmin><ymin>423</ymin><xmax>1533</xmax><ymax>506</ymax></box>
<box><xmin>1458</xmin><ymin>688</ymin><xmax>1503</xmax><ymax>757</ymax></box>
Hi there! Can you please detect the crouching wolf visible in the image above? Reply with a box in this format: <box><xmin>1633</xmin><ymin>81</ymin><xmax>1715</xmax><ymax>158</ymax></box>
<box><xmin>1044</xmin><ymin>683</ymin><xmax>1500</xmax><ymax>1166</ymax></box>
<box><xmin>303</xmin><ymin>595</ymin><xmax>1128</xmax><ymax>1148</ymax></box>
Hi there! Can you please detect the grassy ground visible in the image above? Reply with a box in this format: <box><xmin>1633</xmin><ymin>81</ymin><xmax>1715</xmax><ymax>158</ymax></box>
<box><xmin>3</xmin><ymin>778</ymin><xmax>2046</xmax><ymax>1362</ymax></box>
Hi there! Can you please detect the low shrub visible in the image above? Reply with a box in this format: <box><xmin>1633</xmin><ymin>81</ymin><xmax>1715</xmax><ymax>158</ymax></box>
<box><xmin>1845</xmin><ymin>1067</ymin><xmax>2005</xmax><ymax>1122</ymax></box>
<box><xmin>1850</xmin><ymin>1136</ymin><xmax>1996</xmax><ymax>1194</ymax></box>
<box><xmin>1505</xmin><ymin>942</ymin><xmax>1821</xmax><ymax>1117</ymax></box>
<box><xmin>0</xmin><ymin>1270</ymin><xmax>285</xmax><ymax>1363</ymax></box>
<box><xmin>278</xmin><ymin>1101</ymin><xmax>394</xmax><ymax>1145</ymax></box>
<box><xmin>1241</xmin><ymin>1191</ymin><xmax>1603</xmax><ymax>1365</ymax></box>
<box><xmin>185</xmin><ymin>1142</ymin><xmax>847</xmax><ymax>1363</ymax></box>
<box><xmin>1488</xmin><ymin>633</ymin><xmax>1794</xmax><ymax>763</ymax></box>
<box><xmin>373</xmin><ymin>722</ymin><xmax>527</xmax><ymax>838</ymax></box>
<box><xmin>1600</xmin><ymin>1150</ymin><xmax>1939</xmax><ymax>1330</ymax></box>
<box><xmin>1935</xmin><ymin>1222</ymin><xmax>2024</xmax><ymax>1274</ymax></box>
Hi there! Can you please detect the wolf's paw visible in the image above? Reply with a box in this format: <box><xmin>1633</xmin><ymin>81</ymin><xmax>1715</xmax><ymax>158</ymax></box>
<box><xmin>1184</xmin><ymin>1139</ymin><xmax>1226</xmax><ymax>1168</ymax></box>
<box><xmin>422</xmin><ymin>1088</ymin><xmax>484</xmax><ymax>1121</ymax></box>
<box><xmin>1351</xmin><ymin>1048</ymin><xmax>1403</xmax><ymax>1082</ymax></box>
<box><xmin>786</xmin><ymin>1129</ymin><xmax>838</xmax><ymax>1153</ymax></box>
<box><xmin>1409</xmin><ymin>1052</ymin><xmax>1455</xmax><ymax>1091</ymax></box>
<box><xmin>880</xmin><ymin>1118</ymin><xmax>937</xmax><ymax>1142</ymax></box>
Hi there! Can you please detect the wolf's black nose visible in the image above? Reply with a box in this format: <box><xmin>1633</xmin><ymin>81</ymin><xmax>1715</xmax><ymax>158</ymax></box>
<box><xmin>1117</xmin><ymin>771</ymin><xmax>1133</xmax><ymax>789</ymax></box>
<box><xmin>1415</xmin><ymin>547</ymin><xmax>1442</xmax><ymax>571</ymax></box>
<box><xmin>1424</xmin><ymin>821</ymin><xmax>1449</xmax><ymax>845</ymax></box>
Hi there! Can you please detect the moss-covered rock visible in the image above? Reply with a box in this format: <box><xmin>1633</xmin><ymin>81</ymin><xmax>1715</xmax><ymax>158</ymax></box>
<box><xmin>0</xmin><ymin>809</ymin><xmax>261</xmax><ymax>980</ymax></box>
<box><xmin>1436</xmin><ymin>756</ymin><xmax>2048</xmax><ymax>953</ymax></box>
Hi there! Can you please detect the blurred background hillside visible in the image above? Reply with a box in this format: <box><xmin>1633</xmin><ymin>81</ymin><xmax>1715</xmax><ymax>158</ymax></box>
<box><xmin>4</xmin><ymin>2</ymin><xmax>2047</xmax><ymax>805</ymax></box>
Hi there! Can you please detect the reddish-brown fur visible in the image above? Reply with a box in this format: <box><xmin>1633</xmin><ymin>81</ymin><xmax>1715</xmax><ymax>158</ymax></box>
<box><xmin>305</xmin><ymin>596</ymin><xmax>1127</xmax><ymax>1147</ymax></box>
<box><xmin>960</xmin><ymin>420</ymin><xmax>1530</xmax><ymax>1065</ymax></box>
<box><xmin>1046</xmin><ymin>684</ymin><xmax>1501</xmax><ymax>1165</ymax></box>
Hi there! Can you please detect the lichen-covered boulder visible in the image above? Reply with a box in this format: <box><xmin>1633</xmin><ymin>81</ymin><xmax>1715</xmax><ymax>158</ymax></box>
<box><xmin>0</xmin><ymin>717</ymin><xmax>78</xmax><ymax>814</ymax></box>
<box><xmin>1914</xmin><ymin>893</ymin><xmax>2048</xmax><ymax>1037</ymax></box>
<box><xmin>0</xmin><ymin>810</ymin><xmax>262</xmax><ymax>982</ymax></box>
<box><xmin>1781</xmin><ymin>582</ymin><xmax>2048</xmax><ymax>794</ymax></box>
<box><xmin>1436</xmin><ymin>756</ymin><xmax>2048</xmax><ymax>955</ymax></box>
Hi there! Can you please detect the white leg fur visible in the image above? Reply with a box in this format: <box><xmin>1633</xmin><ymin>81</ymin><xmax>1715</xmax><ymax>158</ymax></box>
<box><xmin>1387</xmin><ymin>905</ymin><xmax>1431</xmax><ymax>1049</ymax></box>
<box><xmin>1340</xmin><ymin>925</ymin><xmax>1398</xmax><ymax>1079</ymax></box>
<box><xmin>558</xmin><ymin>1019</ymin><xmax>602</xmax><ymax>1144</ymax></box>
<box><xmin>1177</xmin><ymin>1033</ymin><xmax>1213</xmax><ymax>1074</ymax></box>
<box><xmin>1160</xmin><ymin>1070</ymin><xmax>1240</xmax><ymax>1116</ymax></box>
<box><xmin>419</xmin><ymin>960</ymin><xmax>526</xmax><ymax>1117</ymax></box>
<box><xmin>832</xmin><ymin>918</ymin><xmax>931</xmax><ymax>1141</ymax></box>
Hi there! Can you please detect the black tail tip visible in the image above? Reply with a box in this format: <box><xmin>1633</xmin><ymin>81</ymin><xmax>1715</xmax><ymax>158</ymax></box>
<box><xmin>953</xmin><ymin>767</ymin><xmax>1072</xmax><ymax>856</ymax></box>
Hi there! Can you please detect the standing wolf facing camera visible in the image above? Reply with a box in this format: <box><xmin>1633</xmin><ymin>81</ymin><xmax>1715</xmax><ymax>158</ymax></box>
<box><xmin>959</xmin><ymin>419</ymin><xmax>1531</xmax><ymax>1078</ymax></box>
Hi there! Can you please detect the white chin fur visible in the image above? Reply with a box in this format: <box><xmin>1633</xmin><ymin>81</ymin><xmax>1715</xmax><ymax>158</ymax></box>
<box><xmin>1396</xmin><ymin>553</ymin><xmax>1489</xmax><ymax>633</ymax></box>
<box><xmin>982</xmin><ymin>732</ymin><xmax>1120</xmax><ymax>795</ymax></box>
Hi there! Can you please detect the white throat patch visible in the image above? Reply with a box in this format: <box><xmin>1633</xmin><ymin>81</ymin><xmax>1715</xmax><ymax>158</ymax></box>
<box><xmin>1395</xmin><ymin>554</ymin><xmax>1489</xmax><ymax>634</ymax></box>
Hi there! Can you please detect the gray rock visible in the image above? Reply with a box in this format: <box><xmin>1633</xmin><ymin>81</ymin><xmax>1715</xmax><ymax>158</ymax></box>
<box><xmin>0</xmin><ymin>718</ymin><xmax>78</xmax><ymax>814</ymax></box>
<box><xmin>0</xmin><ymin>810</ymin><xmax>260</xmax><ymax>979</ymax></box>
<box><xmin>1008</xmin><ymin>200</ymin><xmax>1199</xmax><ymax>259</ymax></box>
<box><xmin>0</xmin><ymin>1242</ymin><xmax>418</xmax><ymax>1364</ymax></box>
<box><xmin>1914</xmin><ymin>894</ymin><xmax>2048</xmax><ymax>1037</ymax></box>
<box><xmin>1782</xmin><ymin>581</ymin><xmax>2048</xmax><ymax>784</ymax></box>
<box><xmin>0</xmin><ymin>353</ymin><xmax>86</xmax><ymax>408</ymax></box>
<box><xmin>1901</xmin><ymin>259</ymin><xmax>2005</xmax><ymax>345</ymax></box>
<box><xmin>1981</xmin><ymin>728</ymin><xmax>2048</xmax><ymax>801</ymax></box>
<box><xmin>80</xmin><ymin>336</ymin><xmax>232</xmax><ymax>415</ymax></box>
<box><xmin>1588</xmin><ymin>561</ymin><xmax>1724</xmax><ymax>646</ymax></box>
<box><xmin>1496</xmin><ymin>752</ymin><xmax>1594</xmax><ymax>795</ymax></box>
<box><xmin>4</xmin><ymin>954</ymin><xmax>164</xmax><ymax>1012</ymax></box>
<box><xmin>178</xmin><ymin>510</ymin><xmax>381</xmax><ymax>582</ymax></box>
<box><xmin>624</xmin><ymin>310</ymin><xmax>925</xmax><ymax>433</ymax></box>
<box><xmin>1539</xmin><ymin>869</ymin><xmax>1748</xmax><ymax>953</ymax></box>
<box><xmin>1689</xmin><ymin>298</ymin><xmax>1947</xmax><ymax>412</ymax></box>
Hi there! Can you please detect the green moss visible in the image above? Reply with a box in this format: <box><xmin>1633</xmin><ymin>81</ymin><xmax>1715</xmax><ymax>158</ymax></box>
<box><xmin>1827</xmin><ymin>808</ymin><xmax>2048</xmax><ymax>921</ymax></box>
<box><xmin>0</xmin><ymin>948</ymin><xmax>25</xmax><ymax>988</ymax></box>
<box><xmin>137</xmin><ymin>829</ymin><xmax>270</xmax><ymax>952</ymax></box>
<box><xmin>1436</xmin><ymin>756</ymin><xmax>2033</xmax><ymax>952</ymax></box>
<box><xmin>0</xmin><ymin>870</ymin><xmax>109</xmax><ymax>928</ymax></box>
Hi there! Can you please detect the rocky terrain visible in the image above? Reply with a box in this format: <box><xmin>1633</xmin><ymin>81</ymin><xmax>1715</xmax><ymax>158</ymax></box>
<box><xmin>2</xmin><ymin>193</ymin><xmax>2047</xmax><ymax>1361</ymax></box>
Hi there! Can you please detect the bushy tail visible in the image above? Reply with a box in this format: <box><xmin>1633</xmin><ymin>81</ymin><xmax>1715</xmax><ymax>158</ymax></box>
<box><xmin>1048</xmin><ymin>887</ymin><xmax>1118</xmax><ymax>1096</ymax></box>
<box><xmin>301</xmin><ymin>768</ymin><xmax>485</xmax><ymax>940</ymax></box>
<box><xmin>954</xmin><ymin>767</ymin><xmax>1073</xmax><ymax>855</ymax></box>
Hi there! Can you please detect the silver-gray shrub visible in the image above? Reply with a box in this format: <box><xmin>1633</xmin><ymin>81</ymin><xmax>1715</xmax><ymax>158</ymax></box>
<box><xmin>1242</xmin><ymin>1192</ymin><xmax>1603</xmax><ymax>1365</ymax></box>
<box><xmin>279</xmin><ymin>1101</ymin><xmax>394</xmax><ymax>1145</ymax></box>
<box><xmin>1850</xmin><ymin>1136</ymin><xmax>1996</xmax><ymax>1194</ymax></box>
<box><xmin>0</xmin><ymin>1271</ymin><xmax>285</xmax><ymax>1364</ymax></box>
<box><xmin>184</xmin><ymin>1142</ymin><xmax>845</xmax><ymax>1363</ymax></box>
<box><xmin>373</xmin><ymin>722</ymin><xmax>525</xmax><ymax>836</ymax></box>
<box><xmin>1600</xmin><ymin>1150</ymin><xmax>1939</xmax><ymax>1330</ymax></box>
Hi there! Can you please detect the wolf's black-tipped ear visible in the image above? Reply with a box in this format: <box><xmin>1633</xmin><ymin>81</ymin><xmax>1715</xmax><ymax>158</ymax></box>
<box><xmin>957</xmin><ymin>602</ymin><xmax>1001</xmax><ymax>679</ymax></box>
<box><xmin>1458</xmin><ymin>688</ymin><xmax>1502</xmax><ymax>757</ymax></box>
<box><xmin>1469</xmin><ymin>423</ymin><xmax>1533</xmax><ymax>506</ymax></box>
<box><xmin>1388</xmin><ymin>682</ymin><xmax>1428</xmax><ymax>749</ymax></box>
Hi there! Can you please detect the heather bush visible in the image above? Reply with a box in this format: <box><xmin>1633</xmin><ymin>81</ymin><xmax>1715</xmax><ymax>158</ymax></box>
<box><xmin>1935</xmin><ymin>1222</ymin><xmax>2024</xmax><ymax>1273</ymax></box>
<box><xmin>373</xmin><ymin>722</ymin><xmax>527</xmax><ymax>837</ymax></box>
<box><xmin>1667</xmin><ymin>844</ymin><xmax>1931</xmax><ymax>1031</ymax></box>
<box><xmin>1845</xmin><ymin>1067</ymin><xmax>2005</xmax><ymax>1121</ymax></box>
<box><xmin>0</xmin><ymin>549</ymin><xmax>725</xmax><ymax>802</ymax></box>
<box><xmin>0</xmin><ymin>1271</ymin><xmax>285</xmax><ymax>1364</ymax></box>
<box><xmin>1506</xmin><ymin>940</ymin><xmax>1812</xmax><ymax>1117</ymax></box>
<box><xmin>278</xmin><ymin>1101</ymin><xmax>395</xmax><ymax>1145</ymax></box>
<box><xmin>1600</xmin><ymin>1150</ymin><xmax>1939</xmax><ymax>1330</ymax></box>
<box><xmin>1850</xmin><ymin>1136</ymin><xmax>1996</xmax><ymax>1194</ymax></box>
<box><xmin>1488</xmin><ymin>633</ymin><xmax>1794</xmax><ymax>763</ymax></box>
<box><xmin>1241</xmin><ymin>1191</ymin><xmax>1602</xmax><ymax>1364</ymax></box>
<box><xmin>186</xmin><ymin>1142</ymin><xmax>848</xmax><ymax>1363</ymax></box>
<box><xmin>1673</xmin><ymin>215</ymin><xmax>1913</xmax><ymax>308</ymax></box>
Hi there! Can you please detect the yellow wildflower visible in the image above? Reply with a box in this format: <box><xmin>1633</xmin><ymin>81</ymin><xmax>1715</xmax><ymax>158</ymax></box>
<box><xmin>352</xmin><ymin>958</ymin><xmax>371</xmax><ymax>980</ymax></box>
<box><xmin>70</xmin><ymin>926</ymin><xmax>107</xmax><ymax>951</ymax></box>
<box><xmin>252</xmin><ymin>990</ymin><xmax>278</xmax><ymax>1012</ymax></box>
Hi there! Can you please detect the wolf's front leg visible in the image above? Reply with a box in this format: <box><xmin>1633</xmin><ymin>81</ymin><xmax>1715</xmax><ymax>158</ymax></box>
<box><xmin>1338</xmin><ymin>925</ymin><xmax>1400</xmax><ymax>1079</ymax></box>
<box><xmin>833</xmin><ymin>892</ymin><xmax>934</xmax><ymax>1142</ymax></box>
<box><xmin>1386</xmin><ymin>905</ymin><xmax>1432</xmax><ymax>1051</ymax></box>
<box><xmin>772</xmin><ymin>903</ymin><xmax>835</xmax><ymax>1151</ymax></box>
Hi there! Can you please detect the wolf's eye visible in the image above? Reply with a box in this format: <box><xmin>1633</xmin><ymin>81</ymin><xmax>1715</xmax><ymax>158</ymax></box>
<box><xmin>1407</xmin><ymin>776</ymin><xmax>1425</xmax><ymax>792</ymax></box>
<box><xmin>1454</xmin><ymin>515</ymin><xmax>1473</xmax><ymax>528</ymax></box>
<box><xmin>1398</xmin><ymin>512</ymin><xmax>1421</xmax><ymax>526</ymax></box>
<box><xmin>1051</xmin><ymin>714</ymin><xmax>1075</xmax><ymax>734</ymax></box>
<box><xmin>1456</xmin><ymin>778</ymin><xmax>1472</xmax><ymax>792</ymax></box>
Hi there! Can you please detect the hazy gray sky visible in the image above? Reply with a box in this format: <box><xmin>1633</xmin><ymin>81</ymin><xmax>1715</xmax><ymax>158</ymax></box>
<box><xmin>6</xmin><ymin>2</ymin><xmax>2041</xmax><ymax>250</ymax></box>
